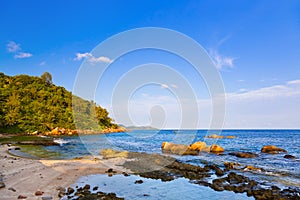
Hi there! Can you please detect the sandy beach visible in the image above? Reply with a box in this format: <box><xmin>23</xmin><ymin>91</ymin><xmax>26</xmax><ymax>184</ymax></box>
<box><xmin>0</xmin><ymin>144</ymin><xmax>130</xmax><ymax>200</ymax></box>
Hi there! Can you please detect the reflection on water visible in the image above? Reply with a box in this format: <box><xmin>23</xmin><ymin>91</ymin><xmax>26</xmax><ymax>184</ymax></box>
<box><xmin>67</xmin><ymin>174</ymin><xmax>254</xmax><ymax>200</ymax></box>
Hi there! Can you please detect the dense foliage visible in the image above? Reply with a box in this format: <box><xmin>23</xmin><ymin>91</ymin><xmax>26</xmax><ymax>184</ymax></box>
<box><xmin>0</xmin><ymin>72</ymin><xmax>118</xmax><ymax>133</ymax></box>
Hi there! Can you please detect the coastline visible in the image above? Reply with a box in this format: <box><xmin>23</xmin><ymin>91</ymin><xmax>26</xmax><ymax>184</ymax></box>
<box><xmin>0</xmin><ymin>144</ymin><xmax>130</xmax><ymax>200</ymax></box>
<box><xmin>1</xmin><ymin>129</ymin><xmax>300</xmax><ymax>200</ymax></box>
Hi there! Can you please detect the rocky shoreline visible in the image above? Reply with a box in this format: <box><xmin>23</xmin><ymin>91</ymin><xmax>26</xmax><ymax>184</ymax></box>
<box><xmin>1</xmin><ymin>141</ymin><xmax>299</xmax><ymax>199</ymax></box>
<box><xmin>97</xmin><ymin>149</ymin><xmax>300</xmax><ymax>200</ymax></box>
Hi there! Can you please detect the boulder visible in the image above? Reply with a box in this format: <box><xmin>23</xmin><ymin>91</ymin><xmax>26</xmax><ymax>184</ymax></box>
<box><xmin>261</xmin><ymin>145</ymin><xmax>287</xmax><ymax>154</ymax></box>
<box><xmin>210</xmin><ymin>144</ymin><xmax>225</xmax><ymax>153</ymax></box>
<box><xmin>189</xmin><ymin>141</ymin><xmax>206</xmax><ymax>151</ymax></box>
<box><xmin>161</xmin><ymin>142</ymin><xmax>198</xmax><ymax>155</ymax></box>
<box><xmin>229</xmin><ymin>152</ymin><xmax>258</xmax><ymax>158</ymax></box>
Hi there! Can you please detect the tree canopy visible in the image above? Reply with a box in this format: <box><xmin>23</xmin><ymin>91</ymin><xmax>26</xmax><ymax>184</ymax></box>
<box><xmin>0</xmin><ymin>72</ymin><xmax>117</xmax><ymax>134</ymax></box>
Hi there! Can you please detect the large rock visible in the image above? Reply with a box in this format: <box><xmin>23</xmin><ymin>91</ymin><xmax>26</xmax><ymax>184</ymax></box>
<box><xmin>261</xmin><ymin>145</ymin><xmax>287</xmax><ymax>154</ymax></box>
<box><xmin>161</xmin><ymin>142</ymin><xmax>198</xmax><ymax>155</ymax></box>
<box><xmin>189</xmin><ymin>141</ymin><xmax>206</xmax><ymax>151</ymax></box>
<box><xmin>210</xmin><ymin>144</ymin><xmax>224</xmax><ymax>153</ymax></box>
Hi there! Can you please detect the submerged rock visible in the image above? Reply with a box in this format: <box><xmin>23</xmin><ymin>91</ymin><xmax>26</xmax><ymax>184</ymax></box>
<box><xmin>229</xmin><ymin>152</ymin><xmax>258</xmax><ymax>158</ymax></box>
<box><xmin>226</xmin><ymin>136</ymin><xmax>236</xmax><ymax>139</ymax></box>
<box><xmin>69</xmin><ymin>189</ymin><xmax>124</xmax><ymax>200</ymax></box>
<box><xmin>205</xmin><ymin>134</ymin><xmax>224</xmax><ymax>139</ymax></box>
<box><xmin>134</xmin><ymin>180</ymin><xmax>143</xmax><ymax>184</ymax></box>
<box><xmin>224</xmin><ymin>162</ymin><xmax>242</xmax><ymax>170</ymax></box>
<box><xmin>243</xmin><ymin>165</ymin><xmax>262</xmax><ymax>171</ymax></box>
<box><xmin>261</xmin><ymin>145</ymin><xmax>287</xmax><ymax>154</ymax></box>
<box><xmin>284</xmin><ymin>154</ymin><xmax>296</xmax><ymax>159</ymax></box>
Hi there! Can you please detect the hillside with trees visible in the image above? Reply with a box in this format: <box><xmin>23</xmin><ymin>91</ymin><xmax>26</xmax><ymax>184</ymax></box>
<box><xmin>0</xmin><ymin>72</ymin><xmax>119</xmax><ymax>134</ymax></box>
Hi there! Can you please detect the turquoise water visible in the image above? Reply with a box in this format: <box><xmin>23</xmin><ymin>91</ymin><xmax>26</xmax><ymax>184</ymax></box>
<box><xmin>45</xmin><ymin>130</ymin><xmax>300</xmax><ymax>188</ymax></box>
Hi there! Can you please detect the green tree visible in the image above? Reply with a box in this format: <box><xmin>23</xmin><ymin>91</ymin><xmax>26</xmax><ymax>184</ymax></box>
<box><xmin>0</xmin><ymin>72</ymin><xmax>119</xmax><ymax>134</ymax></box>
<box><xmin>41</xmin><ymin>72</ymin><xmax>53</xmax><ymax>84</ymax></box>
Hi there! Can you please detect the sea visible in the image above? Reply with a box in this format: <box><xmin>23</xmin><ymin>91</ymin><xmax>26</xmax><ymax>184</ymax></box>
<box><xmin>40</xmin><ymin>129</ymin><xmax>300</xmax><ymax>199</ymax></box>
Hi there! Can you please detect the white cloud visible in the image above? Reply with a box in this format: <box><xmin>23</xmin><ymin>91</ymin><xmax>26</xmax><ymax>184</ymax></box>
<box><xmin>227</xmin><ymin>80</ymin><xmax>300</xmax><ymax>101</ymax></box>
<box><xmin>107</xmin><ymin>80</ymin><xmax>300</xmax><ymax>129</ymax></box>
<box><xmin>209</xmin><ymin>49</ymin><xmax>236</xmax><ymax>70</ymax></box>
<box><xmin>74</xmin><ymin>52</ymin><xmax>92</xmax><ymax>61</ymax></box>
<box><xmin>6</xmin><ymin>41</ymin><xmax>33</xmax><ymax>59</ymax></box>
<box><xmin>14</xmin><ymin>52</ymin><xmax>32</xmax><ymax>59</ymax></box>
<box><xmin>223</xmin><ymin>80</ymin><xmax>300</xmax><ymax>128</ymax></box>
<box><xmin>6</xmin><ymin>41</ymin><xmax>21</xmax><ymax>52</ymax></box>
<box><xmin>74</xmin><ymin>52</ymin><xmax>113</xmax><ymax>64</ymax></box>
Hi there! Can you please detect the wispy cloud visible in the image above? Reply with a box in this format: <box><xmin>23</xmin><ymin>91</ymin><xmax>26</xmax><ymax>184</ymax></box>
<box><xmin>6</xmin><ymin>41</ymin><xmax>21</xmax><ymax>52</ymax></box>
<box><xmin>6</xmin><ymin>41</ymin><xmax>33</xmax><ymax>59</ymax></box>
<box><xmin>74</xmin><ymin>52</ymin><xmax>113</xmax><ymax>64</ymax></box>
<box><xmin>14</xmin><ymin>52</ymin><xmax>33</xmax><ymax>59</ymax></box>
<box><xmin>209</xmin><ymin>49</ymin><xmax>235</xmax><ymax>70</ymax></box>
<box><xmin>108</xmin><ymin>80</ymin><xmax>300</xmax><ymax>129</ymax></box>
<box><xmin>226</xmin><ymin>80</ymin><xmax>300</xmax><ymax>100</ymax></box>
<box><xmin>39</xmin><ymin>61</ymin><xmax>46</xmax><ymax>66</ymax></box>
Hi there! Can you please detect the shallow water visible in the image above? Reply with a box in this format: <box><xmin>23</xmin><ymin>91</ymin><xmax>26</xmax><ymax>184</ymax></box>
<box><xmin>66</xmin><ymin>174</ymin><xmax>254</xmax><ymax>200</ymax></box>
<box><xmin>42</xmin><ymin>130</ymin><xmax>300</xmax><ymax>188</ymax></box>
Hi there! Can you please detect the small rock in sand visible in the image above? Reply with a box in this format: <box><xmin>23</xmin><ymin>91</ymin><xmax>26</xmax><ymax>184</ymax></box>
<box><xmin>0</xmin><ymin>181</ymin><xmax>5</xmax><ymax>188</ymax></box>
<box><xmin>35</xmin><ymin>190</ymin><xmax>44</xmax><ymax>196</ymax></box>
<box><xmin>8</xmin><ymin>187</ymin><xmax>16</xmax><ymax>192</ymax></box>
<box><xmin>18</xmin><ymin>195</ymin><xmax>27</xmax><ymax>199</ymax></box>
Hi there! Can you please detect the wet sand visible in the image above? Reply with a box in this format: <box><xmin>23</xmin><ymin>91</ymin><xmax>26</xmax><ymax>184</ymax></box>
<box><xmin>0</xmin><ymin>145</ymin><xmax>130</xmax><ymax>200</ymax></box>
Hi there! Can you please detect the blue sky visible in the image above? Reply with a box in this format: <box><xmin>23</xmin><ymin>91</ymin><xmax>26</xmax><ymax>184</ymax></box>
<box><xmin>1</xmin><ymin>0</ymin><xmax>300</xmax><ymax>128</ymax></box>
